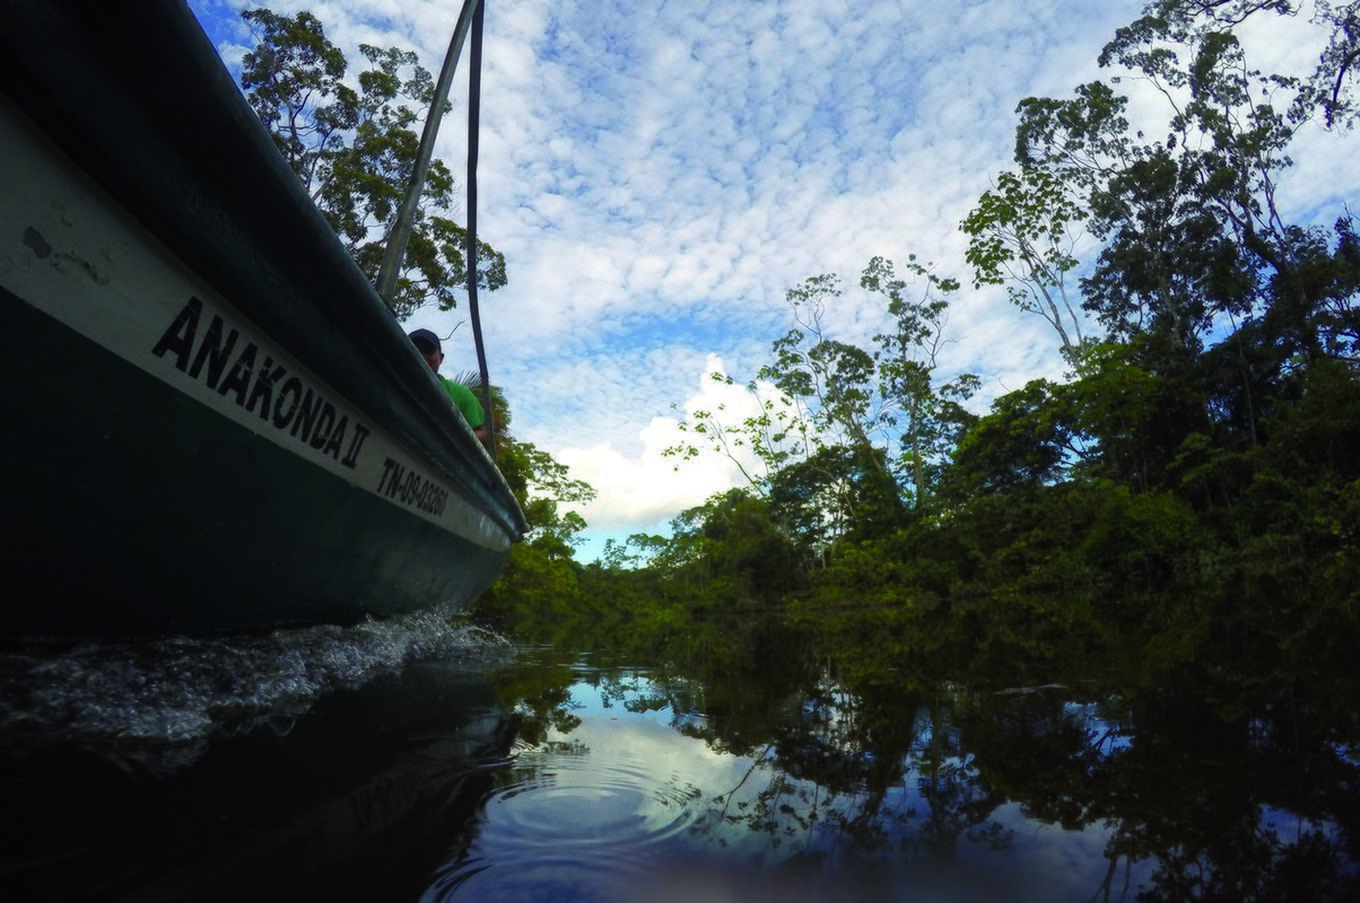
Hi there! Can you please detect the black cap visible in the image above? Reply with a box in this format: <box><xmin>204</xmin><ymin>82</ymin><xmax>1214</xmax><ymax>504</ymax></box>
<box><xmin>408</xmin><ymin>328</ymin><xmax>441</xmax><ymax>353</ymax></box>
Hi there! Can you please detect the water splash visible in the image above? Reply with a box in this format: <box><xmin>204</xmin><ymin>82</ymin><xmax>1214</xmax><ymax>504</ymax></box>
<box><xmin>0</xmin><ymin>602</ymin><xmax>513</xmax><ymax>773</ymax></box>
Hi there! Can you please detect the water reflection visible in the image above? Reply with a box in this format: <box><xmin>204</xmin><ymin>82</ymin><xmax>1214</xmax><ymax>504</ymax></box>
<box><xmin>432</xmin><ymin>622</ymin><xmax>1359</xmax><ymax>902</ymax></box>
<box><xmin>3</xmin><ymin>602</ymin><xmax>1356</xmax><ymax>900</ymax></box>
<box><xmin>419</xmin><ymin>652</ymin><xmax>1111</xmax><ymax>901</ymax></box>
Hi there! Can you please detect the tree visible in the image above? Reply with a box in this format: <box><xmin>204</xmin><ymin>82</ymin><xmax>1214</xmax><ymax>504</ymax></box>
<box><xmin>961</xmin><ymin>167</ymin><xmax>1092</xmax><ymax>361</ymax></box>
<box><xmin>664</xmin><ymin>370</ymin><xmax>811</xmax><ymax>495</ymax></box>
<box><xmin>495</xmin><ymin>436</ymin><xmax>595</xmax><ymax>548</ymax></box>
<box><xmin>238</xmin><ymin>9</ymin><xmax>506</xmax><ymax>319</ymax></box>
<box><xmin>1004</xmin><ymin>0</ymin><xmax>1359</xmax><ymax>472</ymax></box>
<box><xmin>861</xmin><ymin>255</ymin><xmax>980</xmax><ymax>510</ymax></box>
<box><xmin>761</xmin><ymin>274</ymin><xmax>882</xmax><ymax>455</ymax></box>
<box><xmin>662</xmin><ymin>276</ymin><xmax>893</xmax><ymax>524</ymax></box>
<box><xmin>754</xmin><ymin>272</ymin><xmax>912</xmax><ymax>536</ymax></box>
<box><xmin>476</xmin><ymin>433</ymin><xmax>596</xmax><ymax>626</ymax></box>
<box><xmin>946</xmin><ymin>379</ymin><xmax>1076</xmax><ymax>500</ymax></box>
<box><xmin>666</xmin><ymin>489</ymin><xmax>806</xmax><ymax>608</ymax></box>
<box><xmin>668</xmin><ymin>256</ymin><xmax>977</xmax><ymax>549</ymax></box>
<box><xmin>1111</xmin><ymin>1</ymin><xmax>1360</xmax><ymax>129</ymax></box>
<box><xmin>768</xmin><ymin>444</ymin><xmax>907</xmax><ymax>554</ymax></box>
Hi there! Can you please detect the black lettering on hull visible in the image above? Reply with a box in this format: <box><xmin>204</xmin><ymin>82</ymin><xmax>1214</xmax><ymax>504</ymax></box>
<box><xmin>150</xmin><ymin>297</ymin><xmax>371</xmax><ymax>471</ymax></box>
<box><xmin>151</xmin><ymin>296</ymin><xmax>202</xmax><ymax>370</ymax></box>
<box><xmin>342</xmin><ymin>424</ymin><xmax>371</xmax><ymax>469</ymax></box>
<box><xmin>188</xmin><ymin>314</ymin><xmax>239</xmax><ymax>388</ymax></box>
<box><xmin>377</xmin><ymin>456</ymin><xmax>448</xmax><ymax>517</ymax></box>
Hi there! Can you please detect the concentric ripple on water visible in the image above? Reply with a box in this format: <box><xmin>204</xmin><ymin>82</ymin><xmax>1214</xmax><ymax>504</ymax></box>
<box><xmin>423</xmin><ymin>677</ymin><xmax>709</xmax><ymax>902</ymax></box>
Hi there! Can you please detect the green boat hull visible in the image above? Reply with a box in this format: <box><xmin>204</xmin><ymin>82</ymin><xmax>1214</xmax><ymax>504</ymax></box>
<box><xmin>2</xmin><ymin>293</ymin><xmax>508</xmax><ymax>636</ymax></box>
<box><xmin>0</xmin><ymin>1</ymin><xmax>525</xmax><ymax>638</ymax></box>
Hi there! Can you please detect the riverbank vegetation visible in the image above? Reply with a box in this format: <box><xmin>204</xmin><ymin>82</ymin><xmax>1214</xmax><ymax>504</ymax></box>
<box><xmin>481</xmin><ymin>0</ymin><xmax>1359</xmax><ymax>677</ymax></box>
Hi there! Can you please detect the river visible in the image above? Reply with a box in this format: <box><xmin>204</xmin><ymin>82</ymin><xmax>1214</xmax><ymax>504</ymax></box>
<box><xmin>2</xmin><ymin>602</ymin><xmax>1356</xmax><ymax>901</ymax></box>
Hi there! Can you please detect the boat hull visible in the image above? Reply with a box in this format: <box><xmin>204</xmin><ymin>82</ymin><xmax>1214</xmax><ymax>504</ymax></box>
<box><xmin>0</xmin><ymin>2</ymin><xmax>524</xmax><ymax>638</ymax></box>
<box><xmin>3</xmin><ymin>287</ymin><xmax>507</xmax><ymax>636</ymax></box>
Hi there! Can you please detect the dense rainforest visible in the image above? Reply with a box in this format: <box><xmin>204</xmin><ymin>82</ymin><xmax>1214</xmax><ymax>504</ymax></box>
<box><xmin>479</xmin><ymin>0</ymin><xmax>1360</xmax><ymax>676</ymax></box>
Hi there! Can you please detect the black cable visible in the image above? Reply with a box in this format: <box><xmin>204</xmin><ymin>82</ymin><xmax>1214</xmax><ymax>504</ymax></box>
<box><xmin>465</xmin><ymin>0</ymin><xmax>495</xmax><ymax>456</ymax></box>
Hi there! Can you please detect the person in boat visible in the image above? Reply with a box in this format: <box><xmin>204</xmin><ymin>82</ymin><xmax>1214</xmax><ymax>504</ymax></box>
<box><xmin>408</xmin><ymin>328</ymin><xmax>487</xmax><ymax>443</ymax></box>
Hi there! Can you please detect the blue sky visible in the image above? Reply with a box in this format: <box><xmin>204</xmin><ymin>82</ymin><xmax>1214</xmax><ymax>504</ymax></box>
<box><xmin>187</xmin><ymin>0</ymin><xmax>1355</xmax><ymax>559</ymax></box>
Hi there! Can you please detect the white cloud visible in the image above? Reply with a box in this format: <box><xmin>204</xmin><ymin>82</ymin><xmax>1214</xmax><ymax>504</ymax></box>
<box><xmin>557</xmin><ymin>354</ymin><xmax>773</xmax><ymax>530</ymax></box>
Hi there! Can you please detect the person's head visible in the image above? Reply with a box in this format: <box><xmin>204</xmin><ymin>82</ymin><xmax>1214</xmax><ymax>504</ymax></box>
<box><xmin>408</xmin><ymin>328</ymin><xmax>444</xmax><ymax>374</ymax></box>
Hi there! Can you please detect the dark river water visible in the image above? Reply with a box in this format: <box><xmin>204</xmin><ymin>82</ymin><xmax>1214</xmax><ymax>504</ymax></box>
<box><xmin>2</xmin><ymin>603</ymin><xmax>1357</xmax><ymax>901</ymax></box>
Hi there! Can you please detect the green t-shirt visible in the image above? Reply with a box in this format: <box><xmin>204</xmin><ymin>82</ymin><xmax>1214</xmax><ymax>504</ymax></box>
<box><xmin>437</xmin><ymin>374</ymin><xmax>485</xmax><ymax>429</ymax></box>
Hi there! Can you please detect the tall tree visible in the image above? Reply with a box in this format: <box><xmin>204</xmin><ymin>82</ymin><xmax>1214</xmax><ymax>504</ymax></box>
<box><xmin>861</xmin><ymin>255</ymin><xmax>979</xmax><ymax>510</ymax></box>
<box><xmin>1005</xmin><ymin>0</ymin><xmax>1359</xmax><ymax>473</ymax></box>
<box><xmin>670</xmin><ymin>257</ymin><xmax>975</xmax><ymax>547</ymax></box>
<box><xmin>238</xmin><ymin>9</ymin><xmax>506</xmax><ymax>319</ymax></box>
<box><xmin>761</xmin><ymin>274</ymin><xmax>884</xmax><ymax>457</ymax></box>
<box><xmin>961</xmin><ymin>167</ymin><xmax>1092</xmax><ymax>361</ymax></box>
<box><xmin>755</xmin><ymin>272</ymin><xmax>911</xmax><ymax>536</ymax></box>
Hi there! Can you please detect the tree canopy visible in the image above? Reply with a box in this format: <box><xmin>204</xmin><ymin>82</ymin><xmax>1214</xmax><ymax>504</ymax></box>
<box><xmin>238</xmin><ymin>9</ymin><xmax>507</xmax><ymax>319</ymax></box>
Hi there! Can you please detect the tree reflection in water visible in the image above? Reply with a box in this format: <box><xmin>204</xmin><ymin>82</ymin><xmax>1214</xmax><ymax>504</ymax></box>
<box><xmin>490</xmin><ymin>601</ymin><xmax>1360</xmax><ymax>900</ymax></box>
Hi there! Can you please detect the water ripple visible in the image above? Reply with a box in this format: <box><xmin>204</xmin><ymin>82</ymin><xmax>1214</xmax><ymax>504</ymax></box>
<box><xmin>499</xmin><ymin>749</ymin><xmax>699</xmax><ymax>846</ymax></box>
<box><xmin>426</xmin><ymin>743</ymin><xmax>704</xmax><ymax>901</ymax></box>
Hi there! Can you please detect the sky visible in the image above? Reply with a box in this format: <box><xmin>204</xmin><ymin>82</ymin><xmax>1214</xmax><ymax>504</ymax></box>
<box><xmin>186</xmin><ymin>0</ymin><xmax>1356</xmax><ymax>559</ymax></box>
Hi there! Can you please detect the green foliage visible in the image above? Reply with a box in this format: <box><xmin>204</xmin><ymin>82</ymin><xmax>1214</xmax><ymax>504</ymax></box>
<box><xmin>477</xmin><ymin>540</ymin><xmax>584</xmax><ymax>629</ymax></box>
<box><xmin>669</xmin><ymin>255</ymin><xmax>976</xmax><ymax>558</ymax></box>
<box><xmin>759</xmin><ymin>273</ymin><xmax>884</xmax><ymax>460</ymax></box>
<box><xmin>238</xmin><ymin>9</ymin><xmax>506</xmax><ymax>319</ymax></box>
<box><xmin>862</xmin><ymin>255</ymin><xmax>980</xmax><ymax>510</ymax></box>
<box><xmin>1075</xmin><ymin>487</ymin><xmax>1210</xmax><ymax>593</ymax></box>
<box><xmin>475</xmin><ymin>430</ymin><xmax>596</xmax><ymax>628</ymax></box>
<box><xmin>961</xmin><ymin>167</ymin><xmax>1090</xmax><ymax>358</ymax></box>
<box><xmin>946</xmin><ymin>379</ymin><xmax>1074</xmax><ymax>500</ymax></box>
<box><xmin>665</xmin><ymin>489</ymin><xmax>806</xmax><ymax>610</ymax></box>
